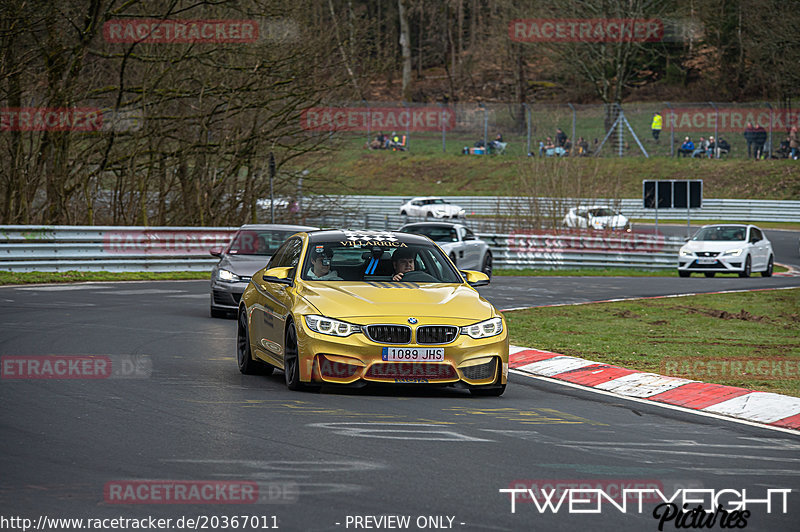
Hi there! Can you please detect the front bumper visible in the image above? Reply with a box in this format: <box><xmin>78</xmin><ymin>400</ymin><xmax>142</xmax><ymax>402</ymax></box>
<box><xmin>678</xmin><ymin>256</ymin><xmax>744</xmax><ymax>273</ymax></box>
<box><xmin>210</xmin><ymin>280</ymin><xmax>250</xmax><ymax>311</ymax></box>
<box><xmin>292</xmin><ymin>317</ymin><xmax>509</xmax><ymax>387</ymax></box>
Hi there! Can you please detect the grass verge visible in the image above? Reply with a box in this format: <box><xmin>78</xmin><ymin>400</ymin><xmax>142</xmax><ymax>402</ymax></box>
<box><xmin>0</xmin><ymin>271</ymin><xmax>209</xmax><ymax>285</ymax></box>
<box><xmin>505</xmin><ymin>289</ymin><xmax>800</xmax><ymax>397</ymax></box>
<box><xmin>0</xmin><ymin>265</ymin><xmax>789</xmax><ymax>285</ymax></box>
<box><xmin>496</xmin><ymin>266</ymin><xmax>788</xmax><ymax>277</ymax></box>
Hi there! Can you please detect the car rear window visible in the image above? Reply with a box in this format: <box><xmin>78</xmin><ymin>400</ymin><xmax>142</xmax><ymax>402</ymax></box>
<box><xmin>228</xmin><ymin>230</ymin><xmax>297</xmax><ymax>255</ymax></box>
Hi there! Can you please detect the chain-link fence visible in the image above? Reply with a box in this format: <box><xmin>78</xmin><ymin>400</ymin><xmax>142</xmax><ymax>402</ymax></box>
<box><xmin>305</xmin><ymin>101</ymin><xmax>799</xmax><ymax>159</ymax></box>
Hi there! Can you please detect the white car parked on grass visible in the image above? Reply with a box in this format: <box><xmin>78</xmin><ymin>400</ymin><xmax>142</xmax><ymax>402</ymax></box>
<box><xmin>562</xmin><ymin>205</ymin><xmax>631</xmax><ymax>231</ymax></box>
<box><xmin>399</xmin><ymin>221</ymin><xmax>493</xmax><ymax>277</ymax></box>
<box><xmin>399</xmin><ymin>197</ymin><xmax>466</xmax><ymax>219</ymax></box>
<box><xmin>678</xmin><ymin>224</ymin><xmax>774</xmax><ymax>278</ymax></box>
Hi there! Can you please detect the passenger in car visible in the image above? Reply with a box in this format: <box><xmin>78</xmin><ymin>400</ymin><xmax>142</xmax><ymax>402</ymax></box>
<box><xmin>307</xmin><ymin>247</ymin><xmax>342</xmax><ymax>280</ymax></box>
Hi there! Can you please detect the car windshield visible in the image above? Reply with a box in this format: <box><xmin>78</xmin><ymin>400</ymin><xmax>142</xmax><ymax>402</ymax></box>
<box><xmin>588</xmin><ymin>208</ymin><xmax>617</xmax><ymax>217</ymax></box>
<box><xmin>228</xmin><ymin>230</ymin><xmax>297</xmax><ymax>255</ymax></box>
<box><xmin>428</xmin><ymin>198</ymin><xmax>447</xmax><ymax>204</ymax></box>
<box><xmin>692</xmin><ymin>227</ymin><xmax>747</xmax><ymax>241</ymax></box>
<box><xmin>300</xmin><ymin>240</ymin><xmax>463</xmax><ymax>283</ymax></box>
<box><xmin>401</xmin><ymin>226</ymin><xmax>458</xmax><ymax>243</ymax></box>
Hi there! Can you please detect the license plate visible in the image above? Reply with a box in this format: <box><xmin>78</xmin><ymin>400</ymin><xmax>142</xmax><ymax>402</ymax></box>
<box><xmin>382</xmin><ymin>347</ymin><xmax>444</xmax><ymax>362</ymax></box>
<box><xmin>697</xmin><ymin>259</ymin><xmax>717</xmax><ymax>265</ymax></box>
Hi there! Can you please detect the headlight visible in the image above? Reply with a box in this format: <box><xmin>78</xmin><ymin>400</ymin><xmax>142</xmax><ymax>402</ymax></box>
<box><xmin>217</xmin><ymin>269</ymin><xmax>241</xmax><ymax>282</ymax></box>
<box><xmin>461</xmin><ymin>317</ymin><xmax>503</xmax><ymax>339</ymax></box>
<box><xmin>304</xmin><ymin>315</ymin><xmax>361</xmax><ymax>337</ymax></box>
<box><xmin>679</xmin><ymin>249</ymin><xmax>693</xmax><ymax>257</ymax></box>
<box><xmin>723</xmin><ymin>248</ymin><xmax>743</xmax><ymax>257</ymax></box>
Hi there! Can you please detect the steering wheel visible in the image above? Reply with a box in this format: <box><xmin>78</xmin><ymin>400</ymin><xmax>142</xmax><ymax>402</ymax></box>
<box><xmin>398</xmin><ymin>270</ymin><xmax>437</xmax><ymax>282</ymax></box>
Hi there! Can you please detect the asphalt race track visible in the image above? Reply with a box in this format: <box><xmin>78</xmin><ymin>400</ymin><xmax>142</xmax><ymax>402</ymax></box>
<box><xmin>1</xmin><ymin>278</ymin><xmax>799</xmax><ymax>531</ymax></box>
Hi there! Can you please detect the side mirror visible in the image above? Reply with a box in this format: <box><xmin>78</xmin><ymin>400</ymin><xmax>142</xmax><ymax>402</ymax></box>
<box><xmin>210</xmin><ymin>248</ymin><xmax>222</xmax><ymax>257</ymax></box>
<box><xmin>262</xmin><ymin>266</ymin><xmax>293</xmax><ymax>285</ymax></box>
<box><xmin>462</xmin><ymin>270</ymin><xmax>490</xmax><ymax>287</ymax></box>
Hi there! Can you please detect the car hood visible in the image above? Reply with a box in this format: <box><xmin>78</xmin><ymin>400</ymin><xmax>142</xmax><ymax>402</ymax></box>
<box><xmin>298</xmin><ymin>282</ymin><xmax>495</xmax><ymax>321</ymax></box>
<box><xmin>217</xmin><ymin>254</ymin><xmax>271</xmax><ymax>278</ymax></box>
<box><xmin>681</xmin><ymin>241</ymin><xmax>747</xmax><ymax>253</ymax></box>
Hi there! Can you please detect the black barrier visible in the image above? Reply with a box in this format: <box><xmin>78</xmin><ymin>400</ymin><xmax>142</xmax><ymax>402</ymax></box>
<box><xmin>643</xmin><ymin>180</ymin><xmax>702</xmax><ymax>209</ymax></box>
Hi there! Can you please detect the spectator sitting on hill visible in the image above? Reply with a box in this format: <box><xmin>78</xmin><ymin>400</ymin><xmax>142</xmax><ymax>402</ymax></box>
<box><xmin>678</xmin><ymin>136</ymin><xmax>694</xmax><ymax>157</ymax></box>
<box><xmin>777</xmin><ymin>136</ymin><xmax>791</xmax><ymax>159</ymax></box>
<box><xmin>713</xmin><ymin>136</ymin><xmax>731</xmax><ymax>158</ymax></box>
<box><xmin>692</xmin><ymin>136</ymin><xmax>708</xmax><ymax>158</ymax></box>
<box><xmin>489</xmin><ymin>133</ymin><xmax>507</xmax><ymax>153</ymax></box>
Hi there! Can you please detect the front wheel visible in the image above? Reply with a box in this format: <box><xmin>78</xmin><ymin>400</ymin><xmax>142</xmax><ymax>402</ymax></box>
<box><xmin>284</xmin><ymin>322</ymin><xmax>303</xmax><ymax>390</ymax></box>
<box><xmin>704</xmin><ymin>272</ymin><xmax>716</xmax><ymax>278</ymax></box>
<box><xmin>739</xmin><ymin>255</ymin><xmax>751</xmax><ymax>278</ymax></box>
<box><xmin>762</xmin><ymin>255</ymin><xmax>773</xmax><ymax>277</ymax></box>
<box><xmin>237</xmin><ymin>311</ymin><xmax>273</xmax><ymax>375</ymax></box>
<box><xmin>482</xmin><ymin>253</ymin><xmax>493</xmax><ymax>279</ymax></box>
<box><xmin>678</xmin><ymin>271</ymin><xmax>690</xmax><ymax>278</ymax></box>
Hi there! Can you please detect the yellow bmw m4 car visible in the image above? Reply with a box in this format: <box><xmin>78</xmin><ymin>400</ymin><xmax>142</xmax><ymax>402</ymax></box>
<box><xmin>236</xmin><ymin>229</ymin><xmax>508</xmax><ymax>395</ymax></box>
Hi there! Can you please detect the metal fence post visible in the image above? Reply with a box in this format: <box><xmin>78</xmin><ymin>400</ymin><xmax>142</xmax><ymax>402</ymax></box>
<box><xmin>440</xmin><ymin>102</ymin><xmax>447</xmax><ymax>153</ymax></box>
<box><xmin>766</xmin><ymin>102</ymin><xmax>773</xmax><ymax>159</ymax></box>
<box><xmin>665</xmin><ymin>102</ymin><xmax>674</xmax><ymax>157</ymax></box>
<box><xmin>568</xmin><ymin>103</ymin><xmax>576</xmax><ymax>148</ymax></box>
<box><xmin>479</xmin><ymin>103</ymin><xmax>488</xmax><ymax>150</ymax></box>
<box><xmin>523</xmin><ymin>103</ymin><xmax>532</xmax><ymax>156</ymax></box>
<box><xmin>363</xmin><ymin>99</ymin><xmax>370</xmax><ymax>146</ymax></box>
<box><xmin>709</xmin><ymin>101</ymin><xmax>719</xmax><ymax>159</ymax></box>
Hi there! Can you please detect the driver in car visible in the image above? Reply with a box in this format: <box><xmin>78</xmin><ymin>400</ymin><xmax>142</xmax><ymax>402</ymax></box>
<box><xmin>392</xmin><ymin>247</ymin><xmax>417</xmax><ymax>281</ymax></box>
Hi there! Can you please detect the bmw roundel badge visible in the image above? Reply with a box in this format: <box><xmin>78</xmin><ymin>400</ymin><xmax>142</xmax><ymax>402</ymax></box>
<box><xmin>408</xmin><ymin>317</ymin><xmax>418</xmax><ymax>324</ymax></box>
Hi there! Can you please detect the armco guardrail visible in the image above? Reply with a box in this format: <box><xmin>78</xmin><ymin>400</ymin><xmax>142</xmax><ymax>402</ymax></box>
<box><xmin>0</xmin><ymin>226</ymin><xmax>236</xmax><ymax>272</ymax></box>
<box><xmin>323</xmin><ymin>196</ymin><xmax>800</xmax><ymax>223</ymax></box>
<box><xmin>484</xmin><ymin>232</ymin><xmax>682</xmax><ymax>270</ymax></box>
<box><xmin>0</xmin><ymin>225</ymin><xmax>682</xmax><ymax>272</ymax></box>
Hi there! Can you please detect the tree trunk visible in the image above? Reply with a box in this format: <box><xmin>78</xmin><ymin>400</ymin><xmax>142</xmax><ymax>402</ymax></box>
<box><xmin>398</xmin><ymin>0</ymin><xmax>412</xmax><ymax>101</ymax></box>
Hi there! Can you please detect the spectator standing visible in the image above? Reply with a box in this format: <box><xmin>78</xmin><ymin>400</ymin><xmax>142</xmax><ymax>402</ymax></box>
<box><xmin>678</xmin><ymin>136</ymin><xmax>694</xmax><ymax>157</ymax></box>
<box><xmin>753</xmin><ymin>124</ymin><xmax>767</xmax><ymax>159</ymax></box>
<box><xmin>789</xmin><ymin>126</ymin><xmax>798</xmax><ymax>159</ymax></box>
<box><xmin>743</xmin><ymin>122</ymin><xmax>756</xmax><ymax>158</ymax></box>
<box><xmin>555</xmin><ymin>128</ymin><xmax>567</xmax><ymax>147</ymax></box>
<box><xmin>651</xmin><ymin>112</ymin><xmax>663</xmax><ymax>142</ymax></box>
<box><xmin>577</xmin><ymin>137</ymin><xmax>590</xmax><ymax>156</ymax></box>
